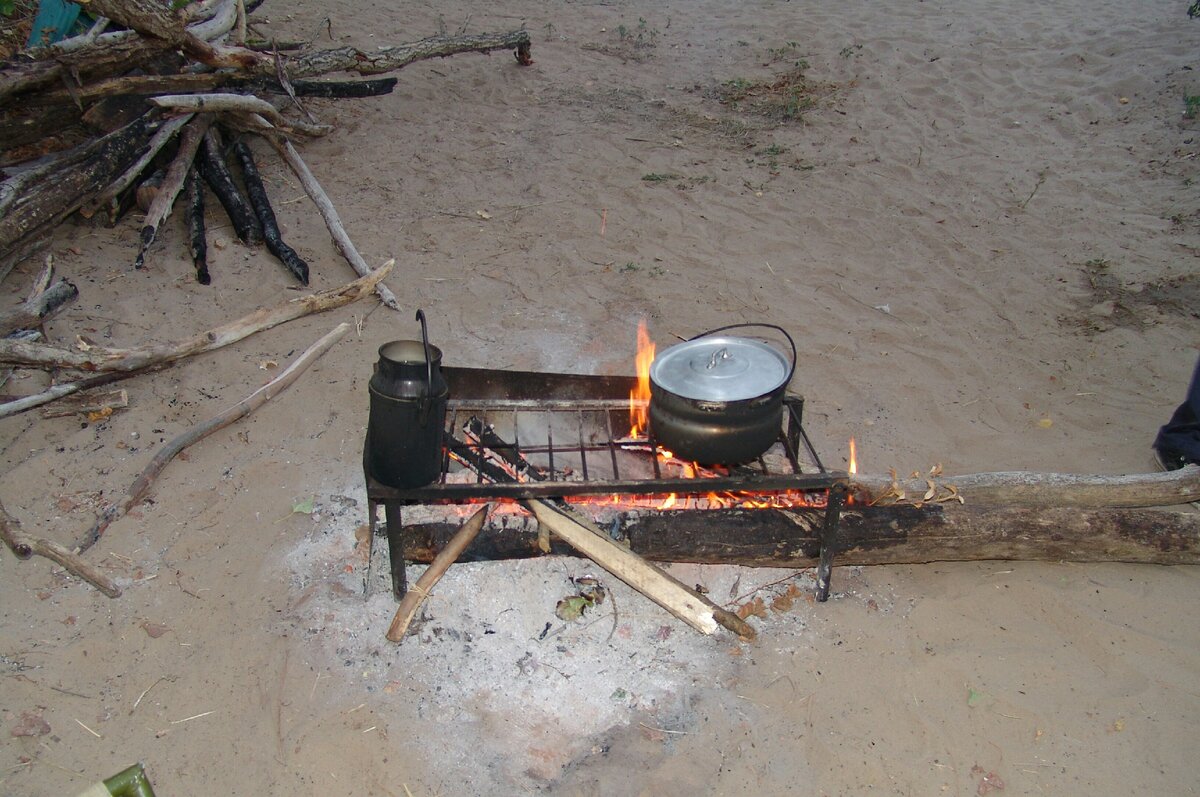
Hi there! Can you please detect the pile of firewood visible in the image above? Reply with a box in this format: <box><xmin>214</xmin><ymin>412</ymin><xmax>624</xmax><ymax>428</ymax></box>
<box><xmin>0</xmin><ymin>0</ymin><xmax>530</xmax><ymax>332</ymax></box>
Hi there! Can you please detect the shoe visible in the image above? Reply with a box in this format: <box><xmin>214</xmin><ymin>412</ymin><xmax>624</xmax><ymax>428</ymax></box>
<box><xmin>1154</xmin><ymin>446</ymin><xmax>1192</xmax><ymax>472</ymax></box>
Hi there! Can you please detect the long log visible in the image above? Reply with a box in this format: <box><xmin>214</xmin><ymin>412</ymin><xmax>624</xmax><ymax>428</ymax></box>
<box><xmin>852</xmin><ymin>465</ymin><xmax>1200</xmax><ymax>508</ymax></box>
<box><xmin>399</xmin><ymin>504</ymin><xmax>1200</xmax><ymax>568</ymax></box>
<box><xmin>288</xmin><ymin>30</ymin><xmax>532</xmax><ymax>79</ymax></box>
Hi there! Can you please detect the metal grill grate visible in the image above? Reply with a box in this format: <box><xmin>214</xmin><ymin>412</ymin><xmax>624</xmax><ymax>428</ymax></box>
<box><xmin>367</xmin><ymin>396</ymin><xmax>843</xmax><ymax>502</ymax></box>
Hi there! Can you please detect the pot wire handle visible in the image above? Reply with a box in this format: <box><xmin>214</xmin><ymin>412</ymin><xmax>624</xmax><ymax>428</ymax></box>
<box><xmin>688</xmin><ymin>322</ymin><xmax>797</xmax><ymax>384</ymax></box>
<box><xmin>416</xmin><ymin>308</ymin><xmax>433</xmax><ymax>422</ymax></box>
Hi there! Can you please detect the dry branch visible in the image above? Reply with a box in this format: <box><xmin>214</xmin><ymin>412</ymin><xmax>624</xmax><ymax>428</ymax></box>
<box><xmin>149</xmin><ymin>93</ymin><xmax>330</xmax><ymax>137</ymax></box>
<box><xmin>0</xmin><ymin>270</ymin><xmax>78</xmax><ymax>336</ymax></box>
<box><xmin>80</xmin><ymin>320</ymin><xmax>351</xmax><ymax>552</ymax></box>
<box><xmin>386</xmin><ymin>504</ymin><xmax>491</xmax><ymax>642</ymax></box>
<box><xmin>134</xmin><ymin>113</ymin><xmax>212</xmax><ymax>269</ymax></box>
<box><xmin>0</xmin><ymin>259</ymin><xmax>392</xmax><ymax>375</ymax></box>
<box><xmin>287</xmin><ymin>30</ymin><xmax>532</xmax><ymax>78</ymax></box>
<box><xmin>0</xmin><ymin>498</ymin><xmax>122</xmax><ymax>598</ymax></box>
<box><xmin>851</xmin><ymin>465</ymin><xmax>1200</xmax><ymax>508</ymax></box>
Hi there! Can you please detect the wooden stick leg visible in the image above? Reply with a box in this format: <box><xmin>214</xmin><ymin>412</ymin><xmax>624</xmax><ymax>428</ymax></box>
<box><xmin>386</xmin><ymin>504</ymin><xmax>490</xmax><ymax>642</ymax></box>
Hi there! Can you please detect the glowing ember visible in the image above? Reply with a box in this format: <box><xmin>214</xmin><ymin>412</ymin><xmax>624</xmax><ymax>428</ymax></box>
<box><xmin>629</xmin><ymin>319</ymin><xmax>655</xmax><ymax>437</ymax></box>
<box><xmin>849</xmin><ymin>437</ymin><xmax>857</xmax><ymax>475</ymax></box>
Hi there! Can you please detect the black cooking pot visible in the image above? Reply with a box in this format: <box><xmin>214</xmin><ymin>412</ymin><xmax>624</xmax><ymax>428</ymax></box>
<box><xmin>366</xmin><ymin>309</ymin><xmax>449</xmax><ymax>488</ymax></box>
<box><xmin>648</xmin><ymin>323</ymin><xmax>796</xmax><ymax>464</ymax></box>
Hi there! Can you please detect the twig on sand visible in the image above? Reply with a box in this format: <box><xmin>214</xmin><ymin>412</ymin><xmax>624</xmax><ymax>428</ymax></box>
<box><xmin>0</xmin><ymin>498</ymin><xmax>122</xmax><ymax>597</ymax></box>
<box><xmin>78</xmin><ymin>320</ymin><xmax>352</xmax><ymax>553</ymax></box>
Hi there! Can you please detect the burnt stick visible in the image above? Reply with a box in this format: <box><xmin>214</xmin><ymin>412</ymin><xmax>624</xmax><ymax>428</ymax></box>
<box><xmin>184</xmin><ymin>165</ymin><xmax>209</xmax><ymax>284</ymax></box>
<box><xmin>464</xmin><ymin>416</ymin><xmax>551</xmax><ymax>480</ymax></box>
<box><xmin>198</xmin><ymin>127</ymin><xmax>263</xmax><ymax>245</ymax></box>
<box><xmin>232</xmin><ymin>139</ymin><xmax>309</xmax><ymax>285</ymax></box>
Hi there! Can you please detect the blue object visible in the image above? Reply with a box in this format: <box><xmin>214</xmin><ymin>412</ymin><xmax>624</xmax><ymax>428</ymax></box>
<box><xmin>27</xmin><ymin>0</ymin><xmax>83</xmax><ymax>47</ymax></box>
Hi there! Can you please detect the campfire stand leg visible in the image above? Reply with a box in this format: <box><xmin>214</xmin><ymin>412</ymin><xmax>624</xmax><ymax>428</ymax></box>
<box><xmin>815</xmin><ymin>483</ymin><xmax>848</xmax><ymax>602</ymax></box>
<box><xmin>384</xmin><ymin>502</ymin><xmax>408</xmax><ymax>600</ymax></box>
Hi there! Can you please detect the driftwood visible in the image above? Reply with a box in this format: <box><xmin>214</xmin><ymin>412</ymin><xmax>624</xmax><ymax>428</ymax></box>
<box><xmin>150</xmin><ymin>93</ymin><xmax>330</xmax><ymax>137</ymax></box>
<box><xmin>401</xmin><ymin>502</ymin><xmax>1200</xmax><ymax>569</ymax></box>
<box><xmin>0</xmin><ymin>258</ymin><xmax>391</xmax><ymax>373</ymax></box>
<box><xmin>386</xmin><ymin>504</ymin><xmax>491</xmax><ymax>643</ymax></box>
<box><xmin>39</xmin><ymin>388</ymin><xmax>128</xmax><ymax>418</ymax></box>
<box><xmin>80</xmin><ymin>320</ymin><xmax>350</xmax><ymax>552</ymax></box>
<box><xmin>0</xmin><ymin>498</ymin><xmax>122</xmax><ymax>598</ymax></box>
<box><xmin>0</xmin><ymin>258</ymin><xmax>78</xmax><ymax>335</ymax></box>
<box><xmin>287</xmin><ymin>30</ymin><xmax>533</xmax><ymax>78</ymax></box>
<box><xmin>134</xmin><ymin>113</ymin><xmax>212</xmax><ymax>269</ymax></box>
<box><xmin>233</xmin><ymin>139</ymin><xmax>309</xmax><ymax>284</ymax></box>
<box><xmin>851</xmin><ymin>465</ymin><xmax>1200</xmax><ymax>508</ymax></box>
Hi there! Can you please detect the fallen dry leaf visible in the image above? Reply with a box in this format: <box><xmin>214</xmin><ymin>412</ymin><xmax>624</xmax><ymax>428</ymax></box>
<box><xmin>87</xmin><ymin>406</ymin><xmax>114</xmax><ymax>423</ymax></box>
<box><xmin>140</xmin><ymin>620</ymin><xmax>170</xmax><ymax>639</ymax></box>
<box><xmin>735</xmin><ymin>596</ymin><xmax>768</xmax><ymax>620</ymax></box>
<box><xmin>770</xmin><ymin>593</ymin><xmax>794</xmax><ymax>613</ymax></box>
<box><xmin>10</xmin><ymin>711</ymin><xmax>51</xmax><ymax>738</ymax></box>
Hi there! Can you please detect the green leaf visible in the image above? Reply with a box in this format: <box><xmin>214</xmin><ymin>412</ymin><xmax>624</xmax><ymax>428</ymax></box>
<box><xmin>292</xmin><ymin>496</ymin><xmax>316</xmax><ymax>515</ymax></box>
<box><xmin>555</xmin><ymin>595</ymin><xmax>592</xmax><ymax>621</ymax></box>
<box><xmin>967</xmin><ymin>687</ymin><xmax>985</xmax><ymax>707</ymax></box>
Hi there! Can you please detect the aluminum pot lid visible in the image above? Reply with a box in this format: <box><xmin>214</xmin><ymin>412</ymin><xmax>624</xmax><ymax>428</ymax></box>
<box><xmin>650</xmin><ymin>336</ymin><xmax>790</xmax><ymax>401</ymax></box>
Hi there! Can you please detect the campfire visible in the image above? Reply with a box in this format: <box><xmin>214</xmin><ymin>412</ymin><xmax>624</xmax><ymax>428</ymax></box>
<box><xmin>364</xmin><ymin>319</ymin><xmax>851</xmax><ymax>637</ymax></box>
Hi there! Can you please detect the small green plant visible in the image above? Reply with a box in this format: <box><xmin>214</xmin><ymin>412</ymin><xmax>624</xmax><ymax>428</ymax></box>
<box><xmin>767</xmin><ymin>41</ymin><xmax>802</xmax><ymax>62</ymax></box>
<box><xmin>1189</xmin><ymin>0</ymin><xmax>1200</xmax><ymax>18</ymax></box>
<box><xmin>839</xmin><ymin>44</ymin><xmax>863</xmax><ymax>58</ymax></box>
<box><xmin>616</xmin><ymin>17</ymin><xmax>658</xmax><ymax>48</ymax></box>
<box><xmin>0</xmin><ymin>0</ymin><xmax>14</xmax><ymax>17</ymax></box>
<box><xmin>620</xmin><ymin>262</ymin><xmax>640</xmax><ymax>273</ymax></box>
<box><xmin>642</xmin><ymin>172</ymin><xmax>682</xmax><ymax>183</ymax></box>
<box><xmin>1185</xmin><ymin>94</ymin><xmax>1200</xmax><ymax>120</ymax></box>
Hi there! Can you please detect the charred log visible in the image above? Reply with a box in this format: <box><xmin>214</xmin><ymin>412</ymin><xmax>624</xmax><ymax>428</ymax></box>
<box><xmin>0</xmin><ymin>110</ymin><xmax>161</xmax><ymax>280</ymax></box>
<box><xmin>399</xmin><ymin>504</ymin><xmax>1200</xmax><ymax>568</ymax></box>
<box><xmin>232</xmin><ymin>139</ymin><xmax>308</xmax><ymax>284</ymax></box>
<box><xmin>198</xmin><ymin>126</ymin><xmax>262</xmax><ymax>245</ymax></box>
<box><xmin>184</xmin><ymin>165</ymin><xmax>209</xmax><ymax>284</ymax></box>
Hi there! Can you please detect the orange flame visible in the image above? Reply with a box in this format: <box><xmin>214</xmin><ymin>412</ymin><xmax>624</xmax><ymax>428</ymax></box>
<box><xmin>849</xmin><ymin>437</ymin><xmax>857</xmax><ymax>476</ymax></box>
<box><xmin>629</xmin><ymin>319</ymin><xmax>655</xmax><ymax>437</ymax></box>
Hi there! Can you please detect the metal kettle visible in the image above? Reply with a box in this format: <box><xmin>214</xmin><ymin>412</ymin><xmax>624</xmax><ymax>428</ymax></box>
<box><xmin>366</xmin><ymin>309</ymin><xmax>449</xmax><ymax>488</ymax></box>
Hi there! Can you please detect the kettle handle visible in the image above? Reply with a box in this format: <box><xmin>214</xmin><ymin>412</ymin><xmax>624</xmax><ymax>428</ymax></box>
<box><xmin>416</xmin><ymin>309</ymin><xmax>433</xmax><ymax>422</ymax></box>
<box><xmin>687</xmin><ymin>322</ymin><xmax>797</xmax><ymax>385</ymax></box>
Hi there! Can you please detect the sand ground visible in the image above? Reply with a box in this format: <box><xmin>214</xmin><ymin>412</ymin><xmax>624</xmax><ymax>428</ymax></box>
<box><xmin>2</xmin><ymin>0</ymin><xmax>1199</xmax><ymax>794</ymax></box>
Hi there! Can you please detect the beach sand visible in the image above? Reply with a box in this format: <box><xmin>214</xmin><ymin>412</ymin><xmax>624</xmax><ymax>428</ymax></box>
<box><xmin>2</xmin><ymin>0</ymin><xmax>1198</xmax><ymax>793</ymax></box>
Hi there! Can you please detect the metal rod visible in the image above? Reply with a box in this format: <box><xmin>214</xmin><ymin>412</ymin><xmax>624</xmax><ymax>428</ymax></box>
<box><xmin>604</xmin><ymin>409</ymin><xmax>621</xmax><ymax>480</ymax></box>
<box><xmin>384</xmin><ymin>502</ymin><xmax>407</xmax><ymax>599</ymax></box>
<box><xmin>576</xmin><ymin>409</ymin><xmax>589</xmax><ymax>481</ymax></box>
